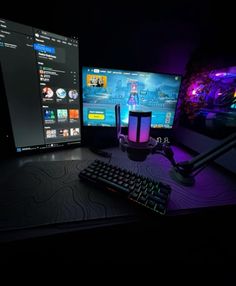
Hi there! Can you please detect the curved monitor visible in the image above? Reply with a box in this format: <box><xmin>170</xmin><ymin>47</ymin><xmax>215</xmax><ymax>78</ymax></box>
<box><xmin>0</xmin><ymin>18</ymin><xmax>81</xmax><ymax>153</ymax></box>
<box><xmin>82</xmin><ymin>67</ymin><xmax>182</xmax><ymax>129</ymax></box>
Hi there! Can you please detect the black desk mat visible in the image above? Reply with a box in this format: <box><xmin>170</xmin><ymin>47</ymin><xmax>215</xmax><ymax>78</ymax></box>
<box><xmin>0</xmin><ymin>159</ymin><xmax>137</xmax><ymax>232</ymax></box>
<box><xmin>1</xmin><ymin>146</ymin><xmax>236</xmax><ymax>234</ymax></box>
<box><xmin>109</xmin><ymin>149</ymin><xmax>236</xmax><ymax>213</ymax></box>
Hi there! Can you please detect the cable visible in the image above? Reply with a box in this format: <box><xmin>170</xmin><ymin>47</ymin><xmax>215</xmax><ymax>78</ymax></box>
<box><xmin>152</xmin><ymin>144</ymin><xmax>177</xmax><ymax>167</ymax></box>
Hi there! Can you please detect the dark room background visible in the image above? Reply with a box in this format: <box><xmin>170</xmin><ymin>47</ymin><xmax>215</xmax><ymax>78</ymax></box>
<box><xmin>1</xmin><ymin>1</ymin><xmax>236</xmax><ymax>267</ymax></box>
<box><xmin>1</xmin><ymin>0</ymin><xmax>236</xmax><ymax>75</ymax></box>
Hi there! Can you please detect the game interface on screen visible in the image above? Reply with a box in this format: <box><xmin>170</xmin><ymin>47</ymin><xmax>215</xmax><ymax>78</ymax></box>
<box><xmin>82</xmin><ymin>67</ymin><xmax>182</xmax><ymax>128</ymax></box>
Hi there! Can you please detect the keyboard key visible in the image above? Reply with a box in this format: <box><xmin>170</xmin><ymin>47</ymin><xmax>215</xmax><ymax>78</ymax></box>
<box><xmin>147</xmin><ymin>200</ymin><xmax>156</xmax><ymax>209</ymax></box>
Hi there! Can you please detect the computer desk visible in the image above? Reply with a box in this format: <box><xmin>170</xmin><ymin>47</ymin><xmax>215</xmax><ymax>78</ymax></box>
<box><xmin>0</xmin><ymin>143</ymin><xmax>236</xmax><ymax>244</ymax></box>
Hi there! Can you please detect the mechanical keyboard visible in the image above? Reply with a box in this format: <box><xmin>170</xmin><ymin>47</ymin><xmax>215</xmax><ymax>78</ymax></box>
<box><xmin>79</xmin><ymin>160</ymin><xmax>172</xmax><ymax>215</ymax></box>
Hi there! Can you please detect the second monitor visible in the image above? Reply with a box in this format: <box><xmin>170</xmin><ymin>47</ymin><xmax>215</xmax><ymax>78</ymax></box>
<box><xmin>82</xmin><ymin>67</ymin><xmax>182</xmax><ymax>129</ymax></box>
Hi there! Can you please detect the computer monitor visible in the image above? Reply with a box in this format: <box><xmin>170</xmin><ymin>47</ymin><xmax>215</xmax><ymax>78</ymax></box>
<box><xmin>176</xmin><ymin>65</ymin><xmax>236</xmax><ymax>173</ymax></box>
<box><xmin>0</xmin><ymin>18</ymin><xmax>81</xmax><ymax>153</ymax></box>
<box><xmin>180</xmin><ymin>65</ymin><xmax>236</xmax><ymax>139</ymax></box>
<box><xmin>82</xmin><ymin>67</ymin><xmax>182</xmax><ymax>130</ymax></box>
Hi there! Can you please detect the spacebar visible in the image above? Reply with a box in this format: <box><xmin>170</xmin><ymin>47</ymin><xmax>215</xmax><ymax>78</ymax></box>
<box><xmin>97</xmin><ymin>177</ymin><xmax>129</xmax><ymax>195</ymax></box>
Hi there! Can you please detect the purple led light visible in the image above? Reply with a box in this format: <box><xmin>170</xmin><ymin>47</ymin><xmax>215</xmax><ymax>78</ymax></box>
<box><xmin>215</xmin><ymin>72</ymin><xmax>227</xmax><ymax>77</ymax></box>
<box><xmin>128</xmin><ymin>115</ymin><xmax>138</xmax><ymax>142</ymax></box>
<box><xmin>140</xmin><ymin>116</ymin><xmax>151</xmax><ymax>143</ymax></box>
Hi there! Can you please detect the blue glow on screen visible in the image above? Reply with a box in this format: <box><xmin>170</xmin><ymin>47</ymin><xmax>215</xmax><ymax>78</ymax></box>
<box><xmin>82</xmin><ymin>67</ymin><xmax>181</xmax><ymax>129</ymax></box>
<box><xmin>33</xmin><ymin>43</ymin><xmax>55</xmax><ymax>54</ymax></box>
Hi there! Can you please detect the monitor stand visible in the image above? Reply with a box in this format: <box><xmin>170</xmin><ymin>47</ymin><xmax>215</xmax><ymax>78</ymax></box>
<box><xmin>83</xmin><ymin>126</ymin><xmax>119</xmax><ymax>149</ymax></box>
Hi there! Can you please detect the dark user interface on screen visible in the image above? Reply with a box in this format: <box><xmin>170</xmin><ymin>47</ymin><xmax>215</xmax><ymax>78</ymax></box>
<box><xmin>0</xmin><ymin>18</ymin><xmax>80</xmax><ymax>152</ymax></box>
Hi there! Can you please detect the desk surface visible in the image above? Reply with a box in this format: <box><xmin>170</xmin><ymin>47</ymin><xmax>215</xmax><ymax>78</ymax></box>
<box><xmin>0</xmin><ymin>145</ymin><xmax>236</xmax><ymax>241</ymax></box>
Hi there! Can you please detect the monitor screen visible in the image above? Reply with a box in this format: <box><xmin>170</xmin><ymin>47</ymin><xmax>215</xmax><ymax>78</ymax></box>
<box><xmin>0</xmin><ymin>18</ymin><xmax>81</xmax><ymax>153</ymax></box>
<box><xmin>82</xmin><ymin>67</ymin><xmax>182</xmax><ymax>129</ymax></box>
<box><xmin>180</xmin><ymin>65</ymin><xmax>236</xmax><ymax>138</ymax></box>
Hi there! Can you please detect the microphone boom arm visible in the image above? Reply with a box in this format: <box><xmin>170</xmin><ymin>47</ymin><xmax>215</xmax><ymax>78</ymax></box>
<box><xmin>172</xmin><ymin>132</ymin><xmax>236</xmax><ymax>185</ymax></box>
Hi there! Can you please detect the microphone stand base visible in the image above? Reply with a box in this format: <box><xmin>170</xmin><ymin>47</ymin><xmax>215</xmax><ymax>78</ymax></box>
<box><xmin>170</xmin><ymin>168</ymin><xmax>195</xmax><ymax>186</ymax></box>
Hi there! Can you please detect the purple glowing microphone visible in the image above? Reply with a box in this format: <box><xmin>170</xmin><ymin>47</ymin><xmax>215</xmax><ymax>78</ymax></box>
<box><xmin>128</xmin><ymin>111</ymin><xmax>152</xmax><ymax>145</ymax></box>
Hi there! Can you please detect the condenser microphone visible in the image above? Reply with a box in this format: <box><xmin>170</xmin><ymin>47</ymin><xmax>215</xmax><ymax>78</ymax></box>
<box><xmin>128</xmin><ymin>110</ymin><xmax>151</xmax><ymax>145</ymax></box>
<box><xmin>115</xmin><ymin>104</ymin><xmax>157</xmax><ymax>161</ymax></box>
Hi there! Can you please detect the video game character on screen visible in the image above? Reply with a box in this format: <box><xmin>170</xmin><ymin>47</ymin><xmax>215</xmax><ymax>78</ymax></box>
<box><xmin>82</xmin><ymin>67</ymin><xmax>182</xmax><ymax>128</ymax></box>
<box><xmin>127</xmin><ymin>80</ymin><xmax>139</xmax><ymax>108</ymax></box>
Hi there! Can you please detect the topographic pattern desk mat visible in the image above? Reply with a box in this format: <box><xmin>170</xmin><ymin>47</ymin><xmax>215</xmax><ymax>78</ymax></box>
<box><xmin>0</xmin><ymin>159</ymin><xmax>137</xmax><ymax>232</ymax></box>
<box><xmin>1</xmin><ymin>148</ymin><xmax>236</xmax><ymax>232</ymax></box>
